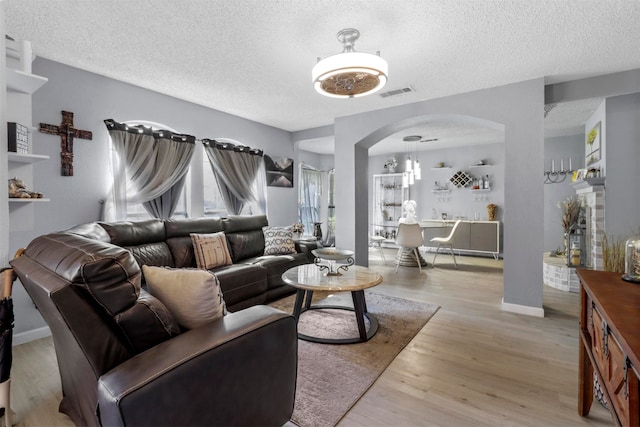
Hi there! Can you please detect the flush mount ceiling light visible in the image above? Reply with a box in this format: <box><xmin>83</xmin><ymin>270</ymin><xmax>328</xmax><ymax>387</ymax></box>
<box><xmin>312</xmin><ymin>28</ymin><xmax>388</xmax><ymax>98</ymax></box>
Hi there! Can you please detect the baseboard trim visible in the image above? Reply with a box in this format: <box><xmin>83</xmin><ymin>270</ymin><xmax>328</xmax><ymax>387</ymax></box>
<box><xmin>501</xmin><ymin>299</ymin><xmax>545</xmax><ymax>317</ymax></box>
<box><xmin>13</xmin><ymin>326</ymin><xmax>51</xmax><ymax>346</ymax></box>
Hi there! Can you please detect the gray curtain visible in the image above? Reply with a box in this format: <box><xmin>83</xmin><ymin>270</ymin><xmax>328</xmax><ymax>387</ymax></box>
<box><xmin>142</xmin><ymin>174</ymin><xmax>187</xmax><ymax>219</ymax></box>
<box><xmin>298</xmin><ymin>164</ymin><xmax>323</xmax><ymax>233</ymax></box>
<box><xmin>104</xmin><ymin>119</ymin><xmax>195</xmax><ymax>220</ymax></box>
<box><xmin>202</xmin><ymin>139</ymin><xmax>266</xmax><ymax>215</ymax></box>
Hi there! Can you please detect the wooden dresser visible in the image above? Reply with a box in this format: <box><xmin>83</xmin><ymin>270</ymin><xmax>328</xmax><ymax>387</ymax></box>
<box><xmin>578</xmin><ymin>269</ymin><xmax>640</xmax><ymax>426</ymax></box>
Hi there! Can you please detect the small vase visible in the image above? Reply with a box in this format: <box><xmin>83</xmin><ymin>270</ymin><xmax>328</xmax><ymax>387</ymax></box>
<box><xmin>313</xmin><ymin>222</ymin><xmax>323</xmax><ymax>241</ymax></box>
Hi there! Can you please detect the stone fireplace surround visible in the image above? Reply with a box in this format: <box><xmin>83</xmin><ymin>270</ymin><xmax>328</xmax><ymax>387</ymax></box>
<box><xmin>543</xmin><ymin>177</ymin><xmax>605</xmax><ymax>293</ymax></box>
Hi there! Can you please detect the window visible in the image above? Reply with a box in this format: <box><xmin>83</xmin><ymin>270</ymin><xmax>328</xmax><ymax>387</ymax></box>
<box><xmin>202</xmin><ymin>138</ymin><xmax>258</xmax><ymax>217</ymax></box>
<box><xmin>202</xmin><ymin>154</ymin><xmax>228</xmax><ymax>217</ymax></box>
<box><xmin>112</xmin><ymin>120</ymin><xmax>189</xmax><ymax>220</ymax></box>
<box><xmin>298</xmin><ymin>165</ymin><xmax>323</xmax><ymax>233</ymax></box>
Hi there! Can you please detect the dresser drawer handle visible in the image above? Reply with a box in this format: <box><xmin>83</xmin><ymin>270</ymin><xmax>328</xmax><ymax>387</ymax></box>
<box><xmin>623</xmin><ymin>356</ymin><xmax>629</xmax><ymax>400</ymax></box>
<box><xmin>601</xmin><ymin>319</ymin><xmax>609</xmax><ymax>357</ymax></box>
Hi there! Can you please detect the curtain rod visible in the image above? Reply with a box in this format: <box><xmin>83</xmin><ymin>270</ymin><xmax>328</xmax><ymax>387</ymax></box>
<box><xmin>104</xmin><ymin>119</ymin><xmax>196</xmax><ymax>143</ymax></box>
<box><xmin>201</xmin><ymin>138</ymin><xmax>263</xmax><ymax>156</ymax></box>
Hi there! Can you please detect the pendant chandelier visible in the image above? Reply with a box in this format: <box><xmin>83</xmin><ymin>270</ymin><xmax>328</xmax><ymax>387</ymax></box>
<box><xmin>402</xmin><ymin>135</ymin><xmax>421</xmax><ymax>188</ymax></box>
<box><xmin>312</xmin><ymin>28</ymin><xmax>388</xmax><ymax>98</ymax></box>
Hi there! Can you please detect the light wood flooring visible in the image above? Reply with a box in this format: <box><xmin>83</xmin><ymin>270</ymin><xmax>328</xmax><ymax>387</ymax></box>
<box><xmin>8</xmin><ymin>249</ymin><xmax>613</xmax><ymax>426</ymax></box>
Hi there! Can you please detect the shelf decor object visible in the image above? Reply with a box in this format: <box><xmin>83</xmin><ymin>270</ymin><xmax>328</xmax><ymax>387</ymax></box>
<box><xmin>449</xmin><ymin>170</ymin><xmax>472</xmax><ymax>188</ymax></box>
<box><xmin>39</xmin><ymin>111</ymin><xmax>93</xmax><ymax>176</ymax></box>
<box><xmin>622</xmin><ymin>236</ymin><xmax>640</xmax><ymax>283</ymax></box>
<box><xmin>7</xmin><ymin>122</ymin><xmax>29</xmax><ymax>154</ymax></box>
<box><xmin>312</xmin><ymin>248</ymin><xmax>355</xmax><ymax>276</ymax></box>
<box><xmin>544</xmin><ymin>157</ymin><xmax>575</xmax><ymax>184</ymax></box>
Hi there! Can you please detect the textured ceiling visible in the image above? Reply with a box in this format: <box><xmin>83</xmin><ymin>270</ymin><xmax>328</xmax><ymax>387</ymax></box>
<box><xmin>4</xmin><ymin>0</ymin><xmax>640</xmax><ymax>148</ymax></box>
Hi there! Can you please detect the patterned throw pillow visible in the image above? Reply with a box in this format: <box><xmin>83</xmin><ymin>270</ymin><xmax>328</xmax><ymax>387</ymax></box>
<box><xmin>142</xmin><ymin>266</ymin><xmax>227</xmax><ymax>330</ymax></box>
<box><xmin>191</xmin><ymin>232</ymin><xmax>233</xmax><ymax>269</ymax></box>
<box><xmin>263</xmin><ymin>226</ymin><xmax>297</xmax><ymax>255</ymax></box>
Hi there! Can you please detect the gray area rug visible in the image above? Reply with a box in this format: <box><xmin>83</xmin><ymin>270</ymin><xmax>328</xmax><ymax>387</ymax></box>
<box><xmin>271</xmin><ymin>291</ymin><xmax>440</xmax><ymax>427</ymax></box>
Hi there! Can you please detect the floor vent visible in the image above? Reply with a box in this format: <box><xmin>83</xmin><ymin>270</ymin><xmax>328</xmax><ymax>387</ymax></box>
<box><xmin>379</xmin><ymin>86</ymin><xmax>415</xmax><ymax>98</ymax></box>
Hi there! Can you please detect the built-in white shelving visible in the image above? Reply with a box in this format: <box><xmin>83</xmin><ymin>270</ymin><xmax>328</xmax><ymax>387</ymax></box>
<box><xmin>8</xmin><ymin>152</ymin><xmax>49</xmax><ymax>163</ymax></box>
<box><xmin>9</xmin><ymin>198</ymin><xmax>50</xmax><ymax>203</ymax></box>
<box><xmin>6</xmin><ymin>67</ymin><xmax>48</xmax><ymax>94</ymax></box>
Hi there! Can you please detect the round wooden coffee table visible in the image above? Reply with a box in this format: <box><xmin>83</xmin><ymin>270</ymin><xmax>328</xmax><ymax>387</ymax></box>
<box><xmin>282</xmin><ymin>264</ymin><xmax>383</xmax><ymax>344</ymax></box>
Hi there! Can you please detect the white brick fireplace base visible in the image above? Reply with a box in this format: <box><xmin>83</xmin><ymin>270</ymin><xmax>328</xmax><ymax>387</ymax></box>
<box><xmin>543</xmin><ymin>253</ymin><xmax>580</xmax><ymax>293</ymax></box>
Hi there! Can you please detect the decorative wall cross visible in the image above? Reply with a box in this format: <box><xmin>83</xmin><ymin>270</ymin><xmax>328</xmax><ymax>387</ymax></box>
<box><xmin>39</xmin><ymin>111</ymin><xmax>92</xmax><ymax>176</ymax></box>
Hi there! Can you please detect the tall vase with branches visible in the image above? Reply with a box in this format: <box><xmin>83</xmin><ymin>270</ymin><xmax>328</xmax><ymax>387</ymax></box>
<box><xmin>558</xmin><ymin>196</ymin><xmax>581</xmax><ymax>256</ymax></box>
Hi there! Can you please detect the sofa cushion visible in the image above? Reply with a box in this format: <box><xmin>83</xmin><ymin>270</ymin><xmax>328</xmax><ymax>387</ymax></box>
<box><xmin>246</xmin><ymin>253</ymin><xmax>309</xmax><ymax>289</ymax></box>
<box><xmin>222</xmin><ymin>215</ymin><xmax>269</xmax><ymax>233</ymax></box>
<box><xmin>22</xmin><ymin>232</ymin><xmax>180</xmax><ymax>355</ymax></box>
<box><xmin>210</xmin><ymin>264</ymin><xmax>267</xmax><ymax>309</ymax></box>
<box><xmin>225</xmin><ymin>230</ymin><xmax>265</xmax><ymax>262</ymax></box>
<box><xmin>191</xmin><ymin>232</ymin><xmax>233</xmax><ymax>269</ymax></box>
<box><xmin>124</xmin><ymin>242</ymin><xmax>174</xmax><ymax>269</ymax></box>
<box><xmin>99</xmin><ymin>219</ymin><xmax>166</xmax><ymax>246</ymax></box>
<box><xmin>223</xmin><ymin>215</ymin><xmax>269</xmax><ymax>262</ymax></box>
<box><xmin>262</xmin><ymin>226</ymin><xmax>296</xmax><ymax>255</ymax></box>
<box><xmin>114</xmin><ymin>289</ymin><xmax>181</xmax><ymax>353</ymax></box>
<box><xmin>166</xmin><ymin>236</ymin><xmax>197</xmax><ymax>268</ymax></box>
<box><xmin>165</xmin><ymin>217</ymin><xmax>224</xmax><ymax>238</ymax></box>
<box><xmin>143</xmin><ymin>266</ymin><xmax>227</xmax><ymax>330</ymax></box>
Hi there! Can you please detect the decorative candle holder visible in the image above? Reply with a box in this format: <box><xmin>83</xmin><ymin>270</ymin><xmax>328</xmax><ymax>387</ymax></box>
<box><xmin>312</xmin><ymin>248</ymin><xmax>355</xmax><ymax>276</ymax></box>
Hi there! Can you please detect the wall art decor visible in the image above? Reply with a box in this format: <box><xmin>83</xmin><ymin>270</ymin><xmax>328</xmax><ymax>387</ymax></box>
<box><xmin>264</xmin><ymin>155</ymin><xmax>294</xmax><ymax>187</ymax></box>
<box><xmin>39</xmin><ymin>110</ymin><xmax>93</xmax><ymax>176</ymax></box>
<box><xmin>585</xmin><ymin>121</ymin><xmax>601</xmax><ymax>167</ymax></box>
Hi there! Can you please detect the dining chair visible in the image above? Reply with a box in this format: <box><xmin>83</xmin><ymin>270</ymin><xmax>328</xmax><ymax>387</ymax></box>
<box><xmin>430</xmin><ymin>220</ymin><xmax>462</xmax><ymax>269</ymax></box>
<box><xmin>370</xmin><ymin>235</ymin><xmax>387</xmax><ymax>264</ymax></box>
<box><xmin>394</xmin><ymin>223</ymin><xmax>424</xmax><ymax>273</ymax></box>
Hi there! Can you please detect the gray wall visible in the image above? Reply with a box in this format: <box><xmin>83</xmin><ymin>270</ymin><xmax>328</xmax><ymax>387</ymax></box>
<box><xmin>335</xmin><ymin>79</ymin><xmax>545</xmax><ymax>313</ymax></box>
<box><xmin>543</xmin><ymin>134</ymin><xmax>584</xmax><ymax>252</ymax></box>
<box><xmin>11</xmin><ymin>58</ymin><xmax>297</xmax><ymax>335</ymax></box>
<box><xmin>604</xmin><ymin>93</ymin><xmax>640</xmax><ymax>238</ymax></box>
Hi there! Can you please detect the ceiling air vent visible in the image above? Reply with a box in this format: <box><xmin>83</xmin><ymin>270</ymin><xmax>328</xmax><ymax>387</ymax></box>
<box><xmin>379</xmin><ymin>86</ymin><xmax>415</xmax><ymax>98</ymax></box>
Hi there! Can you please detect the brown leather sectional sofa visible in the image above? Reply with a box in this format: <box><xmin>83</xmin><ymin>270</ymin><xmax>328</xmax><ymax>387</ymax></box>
<box><xmin>11</xmin><ymin>214</ymin><xmax>315</xmax><ymax>426</ymax></box>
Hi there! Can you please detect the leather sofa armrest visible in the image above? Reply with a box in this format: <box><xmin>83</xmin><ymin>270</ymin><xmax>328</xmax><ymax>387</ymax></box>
<box><xmin>97</xmin><ymin>305</ymin><xmax>297</xmax><ymax>427</ymax></box>
<box><xmin>295</xmin><ymin>240</ymin><xmax>320</xmax><ymax>263</ymax></box>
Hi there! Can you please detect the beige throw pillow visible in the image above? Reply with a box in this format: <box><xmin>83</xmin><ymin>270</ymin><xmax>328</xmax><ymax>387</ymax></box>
<box><xmin>191</xmin><ymin>232</ymin><xmax>233</xmax><ymax>269</ymax></box>
<box><xmin>142</xmin><ymin>265</ymin><xmax>227</xmax><ymax>330</ymax></box>
<box><xmin>263</xmin><ymin>226</ymin><xmax>297</xmax><ymax>255</ymax></box>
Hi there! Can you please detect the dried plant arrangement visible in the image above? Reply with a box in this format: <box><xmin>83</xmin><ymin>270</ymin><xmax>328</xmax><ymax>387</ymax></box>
<box><xmin>558</xmin><ymin>196</ymin><xmax>581</xmax><ymax>233</ymax></box>
<box><xmin>601</xmin><ymin>233</ymin><xmax>626</xmax><ymax>273</ymax></box>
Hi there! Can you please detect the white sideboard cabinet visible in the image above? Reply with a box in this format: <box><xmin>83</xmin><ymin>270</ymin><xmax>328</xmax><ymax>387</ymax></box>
<box><xmin>421</xmin><ymin>220</ymin><xmax>501</xmax><ymax>259</ymax></box>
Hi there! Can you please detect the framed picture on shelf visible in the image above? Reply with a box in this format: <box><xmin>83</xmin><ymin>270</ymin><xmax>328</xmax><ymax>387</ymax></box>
<box><xmin>585</xmin><ymin>121</ymin><xmax>601</xmax><ymax>166</ymax></box>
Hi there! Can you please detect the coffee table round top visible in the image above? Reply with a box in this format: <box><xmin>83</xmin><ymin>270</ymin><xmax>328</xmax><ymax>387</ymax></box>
<box><xmin>282</xmin><ymin>264</ymin><xmax>383</xmax><ymax>292</ymax></box>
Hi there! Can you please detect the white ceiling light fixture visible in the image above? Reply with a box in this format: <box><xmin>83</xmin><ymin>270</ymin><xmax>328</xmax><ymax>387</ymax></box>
<box><xmin>312</xmin><ymin>28</ymin><xmax>388</xmax><ymax>99</ymax></box>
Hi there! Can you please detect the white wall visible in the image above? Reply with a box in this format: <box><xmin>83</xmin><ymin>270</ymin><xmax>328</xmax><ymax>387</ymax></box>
<box><xmin>543</xmin><ymin>134</ymin><xmax>584</xmax><ymax>252</ymax></box>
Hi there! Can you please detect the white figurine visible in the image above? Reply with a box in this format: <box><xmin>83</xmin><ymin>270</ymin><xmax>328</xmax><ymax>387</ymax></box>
<box><xmin>399</xmin><ymin>200</ymin><xmax>418</xmax><ymax>224</ymax></box>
